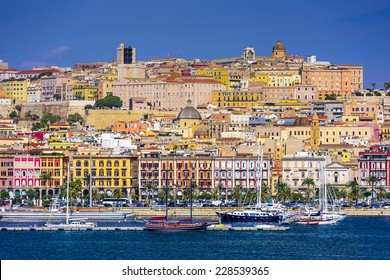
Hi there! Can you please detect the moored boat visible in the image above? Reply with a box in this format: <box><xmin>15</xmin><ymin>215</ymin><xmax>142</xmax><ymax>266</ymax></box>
<box><xmin>216</xmin><ymin>209</ymin><xmax>283</xmax><ymax>223</ymax></box>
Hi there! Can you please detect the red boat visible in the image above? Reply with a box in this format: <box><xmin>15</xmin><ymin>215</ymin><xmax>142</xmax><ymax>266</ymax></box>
<box><xmin>145</xmin><ymin>216</ymin><xmax>207</xmax><ymax>231</ymax></box>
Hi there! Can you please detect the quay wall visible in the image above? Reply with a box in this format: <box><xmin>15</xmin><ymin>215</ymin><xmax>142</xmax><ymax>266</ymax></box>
<box><xmin>8</xmin><ymin>207</ymin><xmax>390</xmax><ymax>218</ymax></box>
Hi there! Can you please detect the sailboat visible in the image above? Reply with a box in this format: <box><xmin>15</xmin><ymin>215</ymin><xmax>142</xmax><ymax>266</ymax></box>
<box><xmin>296</xmin><ymin>163</ymin><xmax>344</xmax><ymax>225</ymax></box>
<box><xmin>144</xmin><ymin>179</ymin><xmax>208</xmax><ymax>231</ymax></box>
<box><xmin>45</xmin><ymin>164</ymin><xmax>96</xmax><ymax>229</ymax></box>
<box><xmin>216</xmin><ymin>145</ymin><xmax>285</xmax><ymax>223</ymax></box>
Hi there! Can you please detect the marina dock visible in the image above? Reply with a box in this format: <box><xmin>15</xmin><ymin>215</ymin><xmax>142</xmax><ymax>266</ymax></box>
<box><xmin>0</xmin><ymin>226</ymin><xmax>289</xmax><ymax>231</ymax></box>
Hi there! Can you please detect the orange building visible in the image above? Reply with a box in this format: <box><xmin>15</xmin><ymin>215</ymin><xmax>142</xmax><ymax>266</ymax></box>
<box><xmin>112</xmin><ymin>121</ymin><xmax>149</xmax><ymax>134</ymax></box>
<box><xmin>301</xmin><ymin>64</ymin><xmax>363</xmax><ymax>100</ymax></box>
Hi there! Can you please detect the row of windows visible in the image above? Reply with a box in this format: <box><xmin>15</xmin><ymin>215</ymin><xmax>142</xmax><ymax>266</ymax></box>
<box><xmin>75</xmin><ymin>160</ymin><xmax>127</xmax><ymax>167</ymax></box>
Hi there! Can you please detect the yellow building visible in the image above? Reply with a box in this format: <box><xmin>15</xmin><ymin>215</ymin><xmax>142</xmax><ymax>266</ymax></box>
<box><xmin>176</xmin><ymin>100</ymin><xmax>203</xmax><ymax>138</ymax></box>
<box><xmin>72</xmin><ymin>151</ymin><xmax>136</xmax><ymax>198</ymax></box>
<box><xmin>0</xmin><ymin>80</ymin><xmax>28</xmax><ymax>102</ymax></box>
<box><xmin>272</xmin><ymin>40</ymin><xmax>287</xmax><ymax>59</ymax></box>
<box><xmin>211</xmin><ymin>90</ymin><xmax>261</xmax><ymax>108</ymax></box>
<box><xmin>194</xmin><ymin>67</ymin><xmax>229</xmax><ymax>90</ymax></box>
<box><xmin>311</xmin><ymin>112</ymin><xmax>320</xmax><ymax>151</ymax></box>
<box><xmin>40</xmin><ymin>150</ymin><xmax>68</xmax><ymax>194</ymax></box>
<box><xmin>98</xmin><ymin>79</ymin><xmax>115</xmax><ymax>99</ymax></box>
<box><xmin>72</xmin><ymin>83</ymin><xmax>98</xmax><ymax>101</ymax></box>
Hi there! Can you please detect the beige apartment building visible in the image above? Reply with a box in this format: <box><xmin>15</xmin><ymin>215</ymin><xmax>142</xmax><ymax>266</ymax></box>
<box><xmin>113</xmin><ymin>76</ymin><xmax>224</xmax><ymax>110</ymax></box>
<box><xmin>301</xmin><ymin>63</ymin><xmax>363</xmax><ymax>99</ymax></box>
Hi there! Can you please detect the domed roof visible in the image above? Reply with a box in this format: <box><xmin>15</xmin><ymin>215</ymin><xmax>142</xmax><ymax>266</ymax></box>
<box><xmin>293</xmin><ymin>117</ymin><xmax>310</xmax><ymax>126</ymax></box>
<box><xmin>194</xmin><ymin>125</ymin><xmax>209</xmax><ymax>138</ymax></box>
<box><xmin>272</xmin><ymin>40</ymin><xmax>286</xmax><ymax>51</ymax></box>
<box><xmin>177</xmin><ymin>100</ymin><xmax>202</xmax><ymax>120</ymax></box>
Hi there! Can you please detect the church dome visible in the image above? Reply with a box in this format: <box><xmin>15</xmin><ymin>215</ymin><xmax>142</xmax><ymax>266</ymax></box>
<box><xmin>272</xmin><ymin>40</ymin><xmax>286</xmax><ymax>51</ymax></box>
<box><xmin>194</xmin><ymin>125</ymin><xmax>209</xmax><ymax>138</ymax></box>
<box><xmin>293</xmin><ymin>117</ymin><xmax>310</xmax><ymax>126</ymax></box>
<box><xmin>177</xmin><ymin>100</ymin><xmax>202</xmax><ymax>120</ymax></box>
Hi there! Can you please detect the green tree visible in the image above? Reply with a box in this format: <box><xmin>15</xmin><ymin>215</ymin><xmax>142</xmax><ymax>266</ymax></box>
<box><xmin>367</xmin><ymin>175</ymin><xmax>380</xmax><ymax>204</ymax></box>
<box><xmin>146</xmin><ymin>183</ymin><xmax>156</xmax><ymax>205</ymax></box>
<box><xmin>9</xmin><ymin>111</ymin><xmax>18</xmax><ymax>118</ymax></box>
<box><xmin>40</xmin><ymin>172</ymin><xmax>53</xmax><ymax>188</ymax></box>
<box><xmin>113</xmin><ymin>188</ymin><xmax>125</xmax><ymax>206</ymax></box>
<box><xmin>1</xmin><ymin>189</ymin><xmax>9</xmax><ymax>200</ymax></box>
<box><xmin>182</xmin><ymin>181</ymin><xmax>199</xmax><ymax>201</ymax></box>
<box><xmin>41</xmin><ymin>112</ymin><xmax>61</xmax><ymax>125</ymax></box>
<box><xmin>260</xmin><ymin>183</ymin><xmax>271</xmax><ymax>203</ymax></box>
<box><xmin>376</xmin><ymin>186</ymin><xmax>387</xmax><ymax>201</ymax></box>
<box><xmin>95</xmin><ymin>95</ymin><xmax>123</xmax><ymax>109</ymax></box>
<box><xmin>53</xmin><ymin>94</ymin><xmax>62</xmax><ymax>101</ymax></box>
<box><xmin>67</xmin><ymin>113</ymin><xmax>84</xmax><ymax>125</ymax></box>
<box><xmin>69</xmin><ymin>179</ymin><xmax>83</xmax><ymax>204</ymax></box>
<box><xmin>276</xmin><ymin>181</ymin><xmax>291</xmax><ymax>203</ymax></box>
<box><xmin>384</xmin><ymin>82</ymin><xmax>390</xmax><ymax>94</ymax></box>
<box><xmin>302</xmin><ymin>177</ymin><xmax>315</xmax><ymax>205</ymax></box>
<box><xmin>32</xmin><ymin>122</ymin><xmax>44</xmax><ymax>131</ymax></box>
<box><xmin>26</xmin><ymin>189</ymin><xmax>38</xmax><ymax>200</ymax></box>
<box><xmin>198</xmin><ymin>191</ymin><xmax>211</xmax><ymax>200</ymax></box>
<box><xmin>232</xmin><ymin>184</ymin><xmax>243</xmax><ymax>205</ymax></box>
<box><xmin>347</xmin><ymin>179</ymin><xmax>362</xmax><ymax>205</ymax></box>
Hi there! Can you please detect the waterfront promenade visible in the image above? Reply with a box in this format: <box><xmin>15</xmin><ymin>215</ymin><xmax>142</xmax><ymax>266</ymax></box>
<box><xmin>2</xmin><ymin>206</ymin><xmax>390</xmax><ymax>219</ymax></box>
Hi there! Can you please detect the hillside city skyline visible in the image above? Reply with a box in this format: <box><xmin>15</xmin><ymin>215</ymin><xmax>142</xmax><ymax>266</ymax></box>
<box><xmin>0</xmin><ymin>0</ymin><xmax>389</xmax><ymax>88</ymax></box>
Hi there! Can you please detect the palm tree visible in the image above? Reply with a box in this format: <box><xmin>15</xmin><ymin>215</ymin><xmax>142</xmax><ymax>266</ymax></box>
<box><xmin>347</xmin><ymin>179</ymin><xmax>363</xmax><ymax>206</ymax></box>
<box><xmin>376</xmin><ymin>186</ymin><xmax>387</xmax><ymax>201</ymax></box>
<box><xmin>232</xmin><ymin>184</ymin><xmax>243</xmax><ymax>206</ymax></box>
<box><xmin>146</xmin><ymin>183</ymin><xmax>156</xmax><ymax>205</ymax></box>
<box><xmin>40</xmin><ymin>172</ymin><xmax>53</xmax><ymax>197</ymax></box>
<box><xmin>183</xmin><ymin>181</ymin><xmax>199</xmax><ymax>201</ymax></box>
<box><xmin>260</xmin><ymin>183</ymin><xmax>271</xmax><ymax>203</ymax></box>
<box><xmin>276</xmin><ymin>181</ymin><xmax>291</xmax><ymax>203</ymax></box>
<box><xmin>92</xmin><ymin>189</ymin><xmax>101</xmax><ymax>205</ymax></box>
<box><xmin>302</xmin><ymin>177</ymin><xmax>315</xmax><ymax>205</ymax></box>
<box><xmin>367</xmin><ymin>175</ymin><xmax>380</xmax><ymax>204</ymax></box>
<box><xmin>384</xmin><ymin>82</ymin><xmax>390</xmax><ymax>95</ymax></box>
<box><xmin>113</xmin><ymin>189</ymin><xmax>125</xmax><ymax>207</ymax></box>
<box><xmin>216</xmin><ymin>183</ymin><xmax>223</xmax><ymax>202</ymax></box>
<box><xmin>69</xmin><ymin>179</ymin><xmax>82</xmax><ymax>206</ymax></box>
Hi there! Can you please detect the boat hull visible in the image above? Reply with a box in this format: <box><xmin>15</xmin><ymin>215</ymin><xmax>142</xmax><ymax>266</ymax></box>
<box><xmin>145</xmin><ymin>222</ymin><xmax>207</xmax><ymax>232</ymax></box>
<box><xmin>216</xmin><ymin>211</ymin><xmax>283</xmax><ymax>223</ymax></box>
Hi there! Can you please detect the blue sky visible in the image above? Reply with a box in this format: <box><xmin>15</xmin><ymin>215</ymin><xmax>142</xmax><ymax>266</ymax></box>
<box><xmin>0</xmin><ymin>0</ymin><xmax>389</xmax><ymax>88</ymax></box>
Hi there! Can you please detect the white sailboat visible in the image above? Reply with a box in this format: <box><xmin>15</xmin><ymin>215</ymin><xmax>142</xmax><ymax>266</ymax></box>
<box><xmin>297</xmin><ymin>163</ymin><xmax>344</xmax><ymax>225</ymax></box>
<box><xmin>45</xmin><ymin>164</ymin><xmax>96</xmax><ymax>229</ymax></box>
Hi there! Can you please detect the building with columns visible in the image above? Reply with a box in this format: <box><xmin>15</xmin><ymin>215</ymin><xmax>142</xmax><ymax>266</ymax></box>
<box><xmin>72</xmin><ymin>152</ymin><xmax>137</xmax><ymax>199</ymax></box>
<box><xmin>138</xmin><ymin>149</ymin><xmax>273</xmax><ymax>199</ymax></box>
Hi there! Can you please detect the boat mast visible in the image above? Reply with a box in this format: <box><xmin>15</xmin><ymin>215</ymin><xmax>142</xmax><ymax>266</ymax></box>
<box><xmin>66</xmin><ymin>162</ymin><xmax>70</xmax><ymax>225</ymax></box>
<box><xmin>165</xmin><ymin>178</ymin><xmax>168</xmax><ymax>222</ymax></box>
<box><xmin>324</xmin><ymin>164</ymin><xmax>327</xmax><ymax>211</ymax></box>
<box><xmin>256</xmin><ymin>142</ymin><xmax>263</xmax><ymax>206</ymax></box>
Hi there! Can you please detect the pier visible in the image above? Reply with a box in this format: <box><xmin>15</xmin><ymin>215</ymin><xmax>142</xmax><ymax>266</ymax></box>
<box><xmin>1</xmin><ymin>226</ymin><xmax>289</xmax><ymax>231</ymax></box>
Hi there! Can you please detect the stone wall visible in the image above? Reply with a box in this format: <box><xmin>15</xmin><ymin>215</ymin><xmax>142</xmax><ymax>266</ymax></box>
<box><xmin>19</xmin><ymin>101</ymin><xmax>94</xmax><ymax>122</ymax></box>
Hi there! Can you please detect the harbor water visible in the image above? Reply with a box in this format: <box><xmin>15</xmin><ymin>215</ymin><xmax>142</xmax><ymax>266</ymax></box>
<box><xmin>1</xmin><ymin>216</ymin><xmax>390</xmax><ymax>260</ymax></box>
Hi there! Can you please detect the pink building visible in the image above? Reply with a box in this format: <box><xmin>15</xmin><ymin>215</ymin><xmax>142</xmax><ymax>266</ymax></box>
<box><xmin>0</xmin><ymin>69</ymin><xmax>18</xmax><ymax>81</ymax></box>
<box><xmin>262</xmin><ymin>85</ymin><xmax>318</xmax><ymax>102</ymax></box>
<box><xmin>13</xmin><ymin>154</ymin><xmax>41</xmax><ymax>197</ymax></box>
<box><xmin>113</xmin><ymin>75</ymin><xmax>225</xmax><ymax>110</ymax></box>
<box><xmin>213</xmin><ymin>155</ymin><xmax>272</xmax><ymax>191</ymax></box>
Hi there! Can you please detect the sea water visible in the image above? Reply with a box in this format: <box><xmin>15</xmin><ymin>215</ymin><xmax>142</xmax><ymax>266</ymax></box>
<box><xmin>1</xmin><ymin>216</ymin><xmax>390</xmax><ymax>260</ymax></box>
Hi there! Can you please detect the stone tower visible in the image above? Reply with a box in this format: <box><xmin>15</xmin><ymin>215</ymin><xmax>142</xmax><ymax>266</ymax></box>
<box><xmin>311</xmin><ymin>112</ymin><xmax>320</xmax><ymax>151</ymax></box>
<box><xmin>272</xmin><ymin>40</ymin><xmax>286</xmax><ymax>59</ymax></box>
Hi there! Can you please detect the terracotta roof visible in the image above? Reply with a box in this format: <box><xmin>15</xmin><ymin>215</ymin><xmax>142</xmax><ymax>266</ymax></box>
<box><xmin>17</xmin><ymin>69</ymin><xmax>61</xmax><ymax>74</ymax></box>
